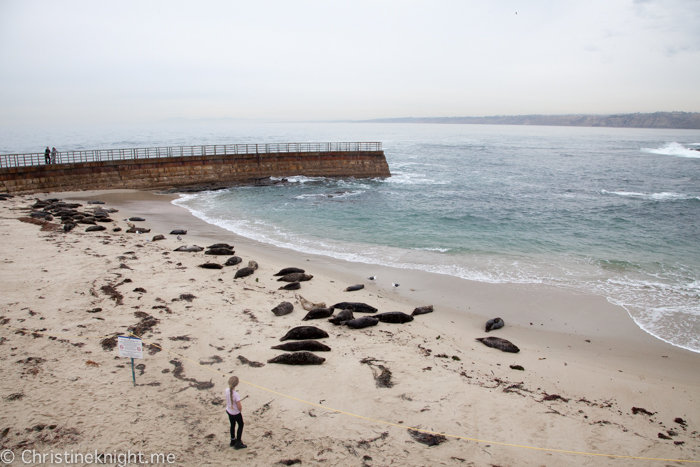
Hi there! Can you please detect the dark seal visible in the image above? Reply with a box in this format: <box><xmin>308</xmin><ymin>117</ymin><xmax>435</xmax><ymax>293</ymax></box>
<box><xmin>280</xmin><ymin>326</ymin><xmax>329</xmax><ymax>341</ymax></box>
<box><xmin>205</xmin><ymin>248</ymin><xmax>235</xmax><ymax>256</ymax></box>
<box><xmin>344</xmin><ymin>284</ymin><xmax>364</xmax><ymax>292</ymax></box>
<box><xmin>375</xmin><ymin>312</ymin><xmax>414</xmax><ymax>324</ymax></box>
<box><xmin>85</xmin><ymin>225</ymin><xmax>106</xmax><ymax>232</ymax></box>
<box><xmin>271</xmin><ymin>301</ymin><xmax>294</xmax><ymax>316</ymax></box>
<box><xmin>198</xmin><ymin>263</ymin><xmax>224</xmax><ymax>269</ymax></box>
<box><xmin>485</xmin><ymin>317</ymin><xmax>504</xmax><ymax>332</ymax></box>
<box><xmin>271</xmin><ymin>340</ymin><xmax>331</xmax><ymax>352</ymax></box>
<box><xmin>267</xmin><ymin>351</ymin><xmax>325</xmax><ymax>365</ymax></box>
<box><xmin>274</xmin><ymin>267</ymin><xmax>305</xmax><ymax>276</ymax></box>
<box><xmin>476</xmin><ymin>337</ymin><xmax>520</xmax><ymax>353</ymax></box>
<box><xmin>302</xmin><ymin>308</ymin><xmax>334</xmax><ymax>321</ymax></box>
<box><xmin>234</xmin><ymin>267</ymin><xmax>255</xmax><ymax>279</ymax></box>
<box><xmin>345</xmin><ymin>316</ymin><xmax>379</xmax><ymax>329</ymax></box>
<box><xmin>277</xmin><ymin>273</ymin><xmax>313</xmax><ymax>282</ymax></box>
<box><xmin>279</xmin><ymin>282</ymin><xmax>301</xmax><ymax>290</ymax></box>
<box><xmin>412</xmin><ymin>305</ymin><xmax>434</xmax><ymax>316</ymax></box>
<box><xmin>328</xmin><ymin>308</ymin><xmax>355</xmax><ymax>325</ymax></box>
<box><xmin>208</xmin><ymin>243</ymin><xmax>232</xmax><ymax>249</ymax></box>
<box><xmin>170</xmin><ymin>229</ymin><xmax>187</xmax><ymax>235</ymax></box>
<box><xmin>331</xmin><ymin>302</ymin><xmax>377</xmax><ymax>313</ymax></box>
<box><xmin>224</xmin><ymin>256</ymin><xmax>242</xmax><ymax>266</ymax></box>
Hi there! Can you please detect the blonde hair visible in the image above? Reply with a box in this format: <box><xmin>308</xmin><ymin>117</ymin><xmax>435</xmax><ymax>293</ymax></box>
<box><xmin>228</xmin><ymin>376</ymin><xmax>239</xmax><ymax>406</ymax></box>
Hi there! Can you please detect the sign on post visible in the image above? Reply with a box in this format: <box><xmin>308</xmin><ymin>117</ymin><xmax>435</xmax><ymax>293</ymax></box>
<box><xmin>118</xmin><ymin>336</ymin><xmax>143</xmax><ymax>386</ymax></box>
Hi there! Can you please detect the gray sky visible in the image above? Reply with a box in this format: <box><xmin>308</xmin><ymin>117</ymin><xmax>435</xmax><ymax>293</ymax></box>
<box><xmin>1</xmin><ymin>0</ymin><xmax>699</xmax><ymax>125</ymax></box>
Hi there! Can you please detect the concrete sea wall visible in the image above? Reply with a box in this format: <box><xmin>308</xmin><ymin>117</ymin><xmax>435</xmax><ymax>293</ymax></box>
<box><xmin>0</xmin><ymin>150</ymin><xmax>391</xmax><ymax>194</ymax></box>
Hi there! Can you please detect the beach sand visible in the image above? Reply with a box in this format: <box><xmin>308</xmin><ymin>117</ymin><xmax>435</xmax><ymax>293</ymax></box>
<box><xmin>1</xmin><ymin>189</ymin><xmax>698</xmax><ymax>466</ymax></box>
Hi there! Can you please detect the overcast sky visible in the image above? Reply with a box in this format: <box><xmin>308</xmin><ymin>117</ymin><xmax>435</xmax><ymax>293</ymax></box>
<box><xmin>1</xmin><ymin>0</ymin><xmax>699</xmax><ymax>126</ymax></box>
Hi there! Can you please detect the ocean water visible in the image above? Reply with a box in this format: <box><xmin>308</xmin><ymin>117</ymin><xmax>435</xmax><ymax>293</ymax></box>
<box><xmin>2</xmin><ymin>122</ymin><xmax>700</xmax><ymax>352</ymax></box>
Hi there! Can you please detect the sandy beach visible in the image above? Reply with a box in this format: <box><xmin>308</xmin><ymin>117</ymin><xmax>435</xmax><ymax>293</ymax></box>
<box><xmin>1</xmin><ymin>189</ymin><xmax>699</xmax><ymax>466</ymax></box>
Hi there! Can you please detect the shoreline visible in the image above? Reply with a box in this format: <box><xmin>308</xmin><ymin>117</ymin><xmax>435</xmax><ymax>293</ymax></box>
<box><xmin>1</xmin><ymin>188</ymin><xmax>698</xmax><ymax>465</ymax></box>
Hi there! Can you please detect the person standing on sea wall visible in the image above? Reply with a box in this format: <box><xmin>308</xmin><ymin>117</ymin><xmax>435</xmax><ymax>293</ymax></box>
<box><xmin>51</xmin><ymin>147</ymin><xmax>58</xmax><ymax>164</ymax></box>
<box><xmin>44</xmin><ymin>147</ymin><xmax>51</xmax><ymax>164</ymax></box>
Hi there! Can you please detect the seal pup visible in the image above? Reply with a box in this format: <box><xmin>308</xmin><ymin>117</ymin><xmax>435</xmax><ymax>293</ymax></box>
<box><xmin>267</xmin><ymin>351</ymin><xmax>325</xmax><ymax>365</ymax></box>
<box><xmin>297</xmin><ymin>295</ymin><xmax>326</xmax><ymax>311</ymax></box>
<box><xmin>301</xmin><ymin>308</ymin><xmax>334</xmax><ymax>321</ymax></box>
<box><xmin>224</xmin><ymin>256</ymin><xmax>242</xmax><ymax>266</ymax></box>
<box><xmin>198</xmin><ymin>263</ymin><xmax>224</xmax><ymax>269</ymax></box>
<box><xmin>174</xmin><ymin>245</ymin><xmax>204</xmax><ymax>252</ymax></box>
<box><xmin>234</xmin><ymin>267</ymin><xmax>256</xmax><ymax>279</ymax></box>
<box><xmin>412</xmin><ymin>305</ymin><xmax>434</xmax><ymax>316</ymax></box>
<box><xmin>375</xmin><ymin>312</ymin><xmax>414</xmax><ymax>324</ymax></box>
<box><xmin>280</xmin><ymin>326</ymin><xmax>329</xmax><ymax>341</ymax></box>
<box><xmin>271</xmin><ymin>301</ymin><xmax>294</xmax><ymax>316</ymax></box>
<box><xmin>279</xmin><ymin>282</ymin><xmax>301</xmax><ymax>290</ymax></box>
<box><xmin>274</xmin><ymin>267</ymin><xmax>305</xmax><ymax>276</ymax></box>
<box><xmin>476</xmin><ymin>337</ymin><xmax>520</xmax><ymax>353</ymax></box>
<box><xmin>331</xmin><ymin>302</ymin><xmax>377</xmax><ymax>313</ymax></box>
<box><xmin>328</xmin><ymin>308</ymin><xmax>354</xmax><ymax>325</ymax></box>
<box><xmin>345</xmin><ymin>316</ymin><xmax>379</xmax><ymax>329</ymax></box>
<box><xmin>278</xmin><ymin>273</ymin><xmax>313</xmax><ymax>282</ymax></box>
<box><xmin>344</xmin><ymin>284</ymin><xmax>364</xmax><ymax>292</ymax></box>
<box><xmin>271</xmin><ymin>340</ymin><xmax>331</xmax><ymax>352</ymax></box>
<box><xmin>485</xmin><ymin>317</ymin><xmax>504</xmax><ymax>332</ymax></box>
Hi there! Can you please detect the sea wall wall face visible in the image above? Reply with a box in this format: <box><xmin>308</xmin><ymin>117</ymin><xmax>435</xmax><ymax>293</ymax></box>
<box><xmin>0</xmin><ymin>151</ymin><xmax>391</xmax><ymax>194</ymax></box>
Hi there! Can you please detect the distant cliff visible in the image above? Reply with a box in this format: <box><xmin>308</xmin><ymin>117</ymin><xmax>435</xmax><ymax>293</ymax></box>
<box><xmin>360</xmin><ymin>112</ymin><xmax>700</xmax><ymax>130</ymax></box>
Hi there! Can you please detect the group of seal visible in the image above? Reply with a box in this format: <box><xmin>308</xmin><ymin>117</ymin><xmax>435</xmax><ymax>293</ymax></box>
<box><xmin>476</xmin><ymin>317</ymin><xmax>520</xmax><ymax>353</ymax></box>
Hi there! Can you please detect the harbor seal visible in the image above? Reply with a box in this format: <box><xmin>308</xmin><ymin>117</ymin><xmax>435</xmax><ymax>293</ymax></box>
<box><xmin>271</xmin><ymin>340</ymin><xmax>331</xmax><ymax>352</ymax></box>
<box><xmin>267</xmin><ymin>351</ymin><xmax>325</xmax><ymax>365</ymax></box>
<box><xmin>208</xmin><ymin>243</ymin><xmax>232</xmax><ymax>249</ymax></box>
<box><xmin>152</xmin><ymin>234</ymin><xmax>165</xmax><ymax>241</ymax></box>
<box><xmin>345</xmin><ymin>316</ymin><xmax>379</xmax><ymax>329</ymax></box>
<box><xmin>375</xmin><ymin>312</ymin><xmax>414</xmax><ymax>323</ymax></box>
<box><xmin>205</xmin><ymin>247</ymin><xmax>235</xmax><ymax>255</ymax></box>
<box><xmin>224</xmin><ymin>256</ymin><xmax>242</xmax><ymax>266</ymax></box>
<box><xmin>248</xmin><ymin>260</ymin><xmax>259</xmax><ymax>270</ymax></box>
<box><xmin>301</xmin><ymin>308</ymin><xmax>334</xmax><ymax>321</ymax></box>
<box><xmin>344</xmin><ymin>284</ymin><xmax>364</xmax><ymax>292</ymax></box>
<box><xmin>485</xmin><ymin>317</ymin><xmax>504</xmax><ymax>332</ymax></box>
<box><xmin>129</xmin><ymin>217</ymin><xmax>145</xmax><ymax>221</ymax></box>
<box><xmin>274</xmin><ymin>267</ymin><xmax>305</xmax><ymax>276</ymax></box>
<box><xmin>271</xmin><ymin>301</ymin><xmax>294</xmax><ymax>316</ymax></box>
<box><xmin>279</xmin><ymin>282</ymin><xmax>301</xmax><ymax>290</ymax></box>
<box><xmin>280</xmin><ymin>326</ymin><xmax>329</xmax><ymax>341</ymax></box>
<box><xmin>297</xmin><ymin>295</ymin><xmax>326</xmax><ymax>311</ymax></box>
<box><xmin>278</xmin><ymin>273</ymin><xmax>313</xmax><ymax>282</ymax></box>
<box><xmin>126</xmin><ymin>226</ymin><xmax>150</xmax><ymax>233</ymax></box>
<box><xmin>63</xmin><ymin>222</ymin><xmax>76</xmax><ymax>232</ymax></box>
<box><xmin>328</xmin><ymin>308</ymin><xmax>354</xmax><ymax>325</ymax></box>
<box><xmin>198</xmin><ymin>263</ymin><xmax>224</xmax><ymax>269</ymax></box>
<box><xmin>331</xmin><ymin>302</ymin><xmax>377</xmax><ymax>313</ymax></box>
<box><xmin>476</xmin><ymin>337</ymin><xmax>520</xmax><ymax>353</ymax></box>
<box><xmin>85</xmin><ymin>225</ymin><xmax>106</xmax><ymax>232</ymax></box>
<box><xmin>170</xmin><ymin>229</ymin><xmax>187</xmax><ymax>235</ymax></box>
<box><xmin>412</xmin><ymin>305</ymin><xmax>434</xmax><ymax>316</ymax></box>
<box><xmin>234</xmin><ymin>267</ymin><xmax>256</xmax><ymax>279</ymax></box>
<box><xmin>174</xmin><ymin>245</ymin><xmax>204</xmax><ymax>252</ymax></box>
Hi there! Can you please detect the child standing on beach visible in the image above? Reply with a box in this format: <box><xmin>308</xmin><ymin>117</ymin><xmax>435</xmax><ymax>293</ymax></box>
<box><xmin>225</xmin><ymin>376</ymin><xmax>247</xmax><ymax>450</ymax></box>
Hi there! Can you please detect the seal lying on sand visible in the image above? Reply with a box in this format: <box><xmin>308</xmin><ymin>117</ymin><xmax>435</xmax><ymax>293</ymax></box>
<box><xmin>208</xmin><ymin>243</ymin><xmax>232</xmax><ymax>249</ymax></box>
<box><xmin>248</xmin><ymin>260</ymin><xmax>259</xmax><ymax>270</ymax></box>
<box><xmin>170</xmin><ymin>229</ymin><xmax>187</xmax><ymax>235</ymax></box>
<box><xmin>345</xmin><ymin>316</ymin><xmax>379</xmax><ymax>329</ymax></box>
<box><xmin>375</xmin><ymin>312</ymin><xmax>414</xmax><ymax>323</ymax></box>
<box><xmin>485</xmin><ymin>317</ymin><xmax>504</xmax><ymax>332</ymax></box>
<box><xmin>206</xmin><ymin>247</ymin><xmax>234</xmax><ymax>255</ymax></box>
<box><xmin>271</xmin><ymin>301</ymin><xmax>294</xmax><ymax>316</ymax></box>
<box><xmin>174</xmin><ymin>245</ymin><xmax>204</xmax><ymax>252</ymax></box>
<box><xmin>331</xmin><ymin>302</ymin><xmax>377</xmax><ymax>313</ymax></box>
<box><xmin>328</xmin><ymin>308</ymin><xmax>355</xmax><ymax>325</ymax></box>
<box><xmin>198</xmin><ymin>263</ymin><xmax>224</xmax><ymax>269</ymax></box>
<box><xmin>279</xmin><ymin>282</ymin><xmax>301</xmax><ymax>290</ymax></box>
<box><xmin>267</xmin><ymin>351</ymin><xmax>325</xmax><ymax>365</ymax></box>
<box><xmin>280</xmin><ymin>326</ymin><xmax>329</xmax><ymax>341</ymax></box>
<box><xmin>412</xmin><ymin>305</ymin><xmax>433</xmax><ymax>316</ymax></box>
<box><xmin>298</xmin><ymin>295</ymin><xmax>326</xmax><ymax>311</ymax></box>
<box><xmin>234</xmin><ymin>267</ymin><xmax>256</xmax><ymax>279</ymax></box>
<box><xmin>278</xmin><ymin>273</ymin><xmax>313</xmax><ymax>282</ymax></box>
<box><xmin>344</xmin><ymin>284</ymin><xmax>364</xmax><ymax>292</ymax></box>
<box><xmin>302</xmin><ymin>308</ymin><xmax>334</xmax><ymax>320</ymax></box>
<box><xmin>476</xmin><ymin>337</ymin><xmax>520</xmax><ymax>353</ymax></box>
<box><xmin>271</xmin><ymin>340</ymin><xmax>331</xmax><ymax>352</ymax></box>
<box><xmin>224</xmin><ymin>256</ymin><xmax>242</xmax><ymax>266</ymax></box>
<box><xmin>274</xmin><ymin>267</ymin><xmax>305</xmax><ymax>276</ymax></box>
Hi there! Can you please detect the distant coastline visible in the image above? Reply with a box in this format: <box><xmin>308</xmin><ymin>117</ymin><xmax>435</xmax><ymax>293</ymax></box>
<box><xmin>359</xmin><ymin>112</ymin><xmax>700</xmax><ymax>130</ymax></box>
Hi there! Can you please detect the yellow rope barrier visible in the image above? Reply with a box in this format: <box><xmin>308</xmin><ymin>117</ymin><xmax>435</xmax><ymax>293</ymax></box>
<box><xmin>2</xmin><ymin>324</ymin><xmax>698</xmax><ymax>463</ymax></box>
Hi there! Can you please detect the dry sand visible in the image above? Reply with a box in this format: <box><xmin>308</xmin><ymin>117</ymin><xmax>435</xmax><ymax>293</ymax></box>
<box><xmin>1</xmin><ymin>189</ymin><xmax>698</xmax><ymax>466</ymax></box>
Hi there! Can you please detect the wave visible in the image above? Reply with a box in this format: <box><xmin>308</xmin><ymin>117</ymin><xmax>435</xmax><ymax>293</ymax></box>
<box><xmin>294</xmin><ymin>190</ymin><xmax>364</xmax><ymax>200</ymax></box>
<box><xmin>641</xmin><ymin>142</ymin><xmax>700</xmax><ymax>159</ymax></box>
<box><xmin>601</xmin><ymin>189</ymin><xmax>699</xmax><ymax>201</ymax></box>
<box><xmin>383</xmin><ymin>172</ymin><xmax>450</xmax><ymax>185</ymax></box>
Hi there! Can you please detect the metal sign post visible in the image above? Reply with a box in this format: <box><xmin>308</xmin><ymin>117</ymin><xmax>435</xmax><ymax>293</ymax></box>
<box><xmin>118</xmin><ymin>336</ymin><xmax>144</xmax><ymax>386</ymax></box>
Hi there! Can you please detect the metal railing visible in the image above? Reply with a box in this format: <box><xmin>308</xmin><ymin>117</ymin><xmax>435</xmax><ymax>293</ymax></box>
<box><xmin>0</xmin><ymin>142</ymin><xmax>383</xmax><ymax>169</ymax></box>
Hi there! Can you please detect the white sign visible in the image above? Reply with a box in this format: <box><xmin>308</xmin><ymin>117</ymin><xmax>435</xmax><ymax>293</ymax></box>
<box><xmin>118</xmin><ymin>336</ymin><xmax>144</xmax><ymax>359</ymax></box>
